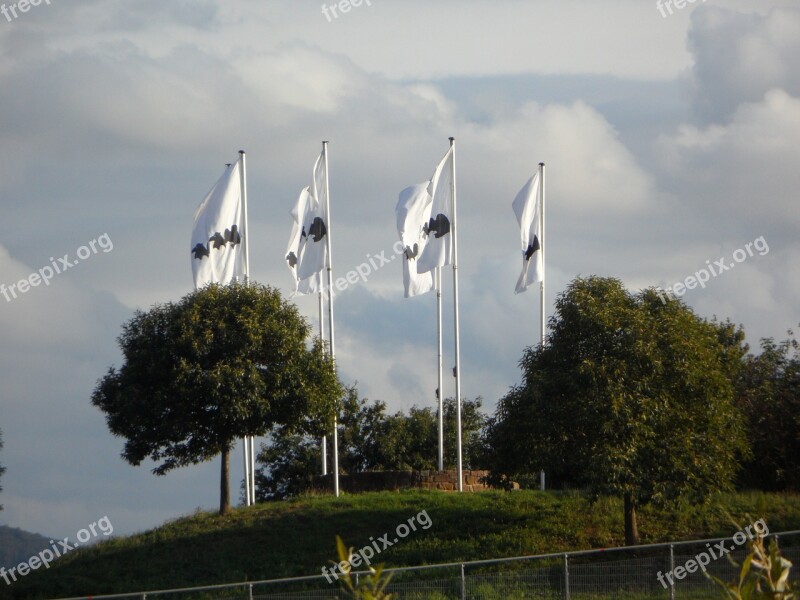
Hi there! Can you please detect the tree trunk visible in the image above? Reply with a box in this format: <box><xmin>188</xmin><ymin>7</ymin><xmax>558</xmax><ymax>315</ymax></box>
<box><xmin>219</xmin><ymin>445</ymin><xmax>231</xmax><ymax>515</ymax></box>
<box><xmin>624</xmin><ymin>492</ymin><xmax>640</xmax><ymax>546</ymax></box>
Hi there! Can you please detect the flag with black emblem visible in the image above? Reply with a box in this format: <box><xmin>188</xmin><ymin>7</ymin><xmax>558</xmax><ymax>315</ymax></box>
<box><xmin>286</xmin><ymin>186</ymin><xmax>318</xmax><ymax>295</ymax></box>
<box><xmin>396</xmin><ymin>182</ymin><xmax>435</xmax><ymax>298</ymax></box>
<box><xmin>191</xmin><ymin>159</ymin><xmax>244</xmax><ymax>288</ymax></box>
<box><xmin>296</xmin><ymin>150</ymin><xmax>329</xmax><ymax>282</ymax></box>
<box><xmin>417</xmin><ymin>146</ymin><xmax>454</xmax><ymax>274</ymax></box>
<box><xmin>512</xmin><ymin>171</ymin><xmax>543</xmax><ymax>293</ymax></box>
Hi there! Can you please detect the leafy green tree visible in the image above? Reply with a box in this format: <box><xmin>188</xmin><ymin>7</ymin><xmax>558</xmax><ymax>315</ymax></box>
<box><xmin>487</xmin><ymin>276</ymin><xmax>749</xmax><ymax>545</ymax></box>
<box><xmin>0</xmin><ymin>429</ymin><xmax>5</xmax><ymax>511</ymax></box>
<box><xmin>255</xmin><ymin>391</ymin><xmax>488</xmax><ymax>501</ymax></box>
<box><xmin>92</xmin><ymin>283</ymin><xmax>342</xmax><ymax>514</ymax></box>
<box><xmin>736</xmin><ymin>331</ymin><xmax>800</xmax><ymax>491</ymax></box>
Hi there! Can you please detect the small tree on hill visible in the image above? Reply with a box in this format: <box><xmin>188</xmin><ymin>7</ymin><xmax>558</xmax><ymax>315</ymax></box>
<box><xmin>736</xmin><ymin>331</ymin><xmax>800</xmax><ymax>491</ymax></box>
<box><xmin>92</xmin><ymin>283</ymin><xmax>342</xmax><ymax>514</ymax></box>
<box><xmin>255</xmin><ymin>390</ymin><xmax>489</xmax><ymax>501</ymax></box>
<box><xmin>487</xmin><ymin>276</ymin><xmax>749</xmax><ymax>545</ymax></box>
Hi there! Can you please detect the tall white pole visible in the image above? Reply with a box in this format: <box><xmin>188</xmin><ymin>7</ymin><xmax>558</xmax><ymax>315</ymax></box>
<box><xmin>322</xmin><ymin>141</ymin><xmax>340</xmax><ymax>498</ymax></box>
<box><xmin>242</xmin><ymin>438</ymin><xmax>251</xmax><ymax>506</ymax></box>
<box><xmin>239</xmin><ymin>150</ymin><xmax>254</xmax><ymax>506</ymax></box>
<box><xmin>449</xmin><ymin>137</ymin><xmax>464</xmax><ymax>492</ymax></box>
<box><xmin>319</xmin><ymin>275</ymin><xmax>328</xmax><ymax>476</ymax></box>
<box><xmin>250</xmin><ymin>436</ymin><xmax>256</xmax><ymax>503</ymax></box>
<box><xmin>436</xmin><ymin>267</ymin><xmax>444</xmax><ymax>472</ymax></box>
<box><xmin>539</xmin><ymin>161</ymin><xmax>546</xmax><ymax>492</ymax></box>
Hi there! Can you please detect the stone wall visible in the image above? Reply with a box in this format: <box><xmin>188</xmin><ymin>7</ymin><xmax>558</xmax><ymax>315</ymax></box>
<box><xmin>309</xmin><ymin>470</ymin><xmax>494</xmax><ymax>493</ymax></box>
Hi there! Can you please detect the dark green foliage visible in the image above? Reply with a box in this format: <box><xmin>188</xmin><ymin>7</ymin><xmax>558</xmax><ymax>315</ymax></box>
<box><xmin>255</xmin><ymin>389</ymin><xmax>488</xmax><ymax>501</ymax></box>
<box><xmin>735</xmin><ymin>330</ymin><xmax>800</xmax><ymax>491</ymax></box>
<box><xmin>92</xmin><ymin>282</ymin><xmax>342</xmax><ymax>511</ymax></box>
<box><xmin>486</xmin><ymin>276</ymin><xmax>750</xmax><ymax>541</ymax></box>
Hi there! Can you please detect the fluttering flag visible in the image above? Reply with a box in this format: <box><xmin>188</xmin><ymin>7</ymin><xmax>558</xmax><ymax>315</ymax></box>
<box><xmin>286</xmin><ymin>187</ymin><xmax>319</xmax><ymax>295</ymax></box>
<box><xmin>396</xmin><ymin>183</ymin><xmax>435</xmax><ymax>298</ymax></box>
<box><xmin>512</xmin><ymin>171</ymin><xmax>543</xmax><ymax>294</ymax></box>
<box><xmin>191</xmin><ymin>160</ymin><xmax>244</xmax><ymax>289</ymax></box>
<box><xmin>417</xmin><ymin>146</ymin><xmax>454</xmax><ymax>274</ymax></box>
<box><xmin>296</xmin><ymin>150</ymin><xmax>329</xmax><ymax>282</ymax></box>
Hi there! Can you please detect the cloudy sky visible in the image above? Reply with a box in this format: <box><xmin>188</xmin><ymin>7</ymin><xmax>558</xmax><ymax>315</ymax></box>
<box><xmin>1</xmin><ymin>0</ymin><xmax>799</xmax><ymax>540</ymax></box>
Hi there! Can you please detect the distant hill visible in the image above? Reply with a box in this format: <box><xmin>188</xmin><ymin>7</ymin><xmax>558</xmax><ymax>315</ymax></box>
<box><xmin>0</xmin><ymin>525</ymin><xmax>52</xmax><ymax>570</ymax></box>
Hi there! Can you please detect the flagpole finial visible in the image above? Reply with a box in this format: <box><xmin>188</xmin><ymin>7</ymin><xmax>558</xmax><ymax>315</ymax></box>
<box><xmin>539</xmin><ymin>162</ymin><xmax>545</xmax><ymax>167</ymax></box>
<box><xmin>239</xmin><ymin>149</ymin><xmax>245</xmax><ymax>155</ymax></box>
<box><xmin>449</xmin><ymin>137</ymin><xmax>455</xmax><ymax>142</ymax></box>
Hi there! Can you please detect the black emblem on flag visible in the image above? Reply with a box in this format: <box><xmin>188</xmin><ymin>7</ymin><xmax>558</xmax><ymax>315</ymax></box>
<box><xmin>423</xmin><ymin>214</ymin><xmax>450</xmax><ymax>239</ymax></box>
<box><xmin>524</xmin><ymin>235</ymin><xmax>541</xmax><ymax>261</ymax></box>
<box><xmin>304</xmin><ymin>217</ymin><xmax>327</xmax><ymax>243</ymax></box>
<box><xmin>286</xmin><ymin>251</ymin><xmax>298</xmax><ymax>268</ymax></box>
<box><xmin>209</xmin><ymin>232</ymin><xmax>227</xmax><ymax>250</ymax></box>
<box><xmin>404</xmin><ymin>243</ymin><xmax>420</xmax><ymax>260</ymax></box>
<box><xmin>192</xmin><ymin>223</ymin><xmax>242</xmax><ymax>261</ymax></box>
<box><xmin>224</xmin><ymin>225</ymin><xmax>241</xmax><ymax>246</ymax></box>
<box><xmin>192</xmin><ymin>243</ymin><xmax>210</xmax><ymax>260</ymax></box>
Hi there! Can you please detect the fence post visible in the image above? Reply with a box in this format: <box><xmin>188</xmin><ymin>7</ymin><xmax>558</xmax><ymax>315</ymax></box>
<box><xmin>460</xmin><ymin>563</ymin><xmax>466</xmax><ymax>600</ymax></box>
<box><xmin>564</xmin><ymin>554</ymin><xmax>570</xmax><ymax>600</ymax></box>
<box><xmin>248</xmin><ymin>583</ymin><xmax>254</xmax><ymax>600</ymax></box>
<box><xmin>669</xmin><ymin>544</ymin><xmax>675</xmax><ymax>600</ymax></box>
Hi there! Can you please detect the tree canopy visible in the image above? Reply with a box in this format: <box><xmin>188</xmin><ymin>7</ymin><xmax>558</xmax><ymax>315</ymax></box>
<box><xmin>92</xmin><ymin>282</ymin><xmax>342</xmax><ymax>513</ymax></box>
<box><xmin>486</xmin><ymin>276</ymin><xmax>750</xmax><ymax>544</ymax></box>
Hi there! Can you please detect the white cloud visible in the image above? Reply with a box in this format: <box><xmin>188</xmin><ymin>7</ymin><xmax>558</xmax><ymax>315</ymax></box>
<box><xmin>689</xmin><ymin>6</ymin><xmax>800</xmax><ymax>121</ymax></box>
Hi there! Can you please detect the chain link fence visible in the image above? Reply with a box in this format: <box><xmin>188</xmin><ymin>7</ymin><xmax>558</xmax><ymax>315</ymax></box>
<box><xmin>50</xmin><ymin>530</ymin><xmax>799</xmax><ymax>600</ymax></box>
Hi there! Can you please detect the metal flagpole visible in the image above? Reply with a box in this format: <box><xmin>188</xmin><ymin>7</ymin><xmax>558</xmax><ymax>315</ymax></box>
<box><xmin>319</xmin><ymin>274</ymin><xmax>328</xmax><ymax>476</ymax></box>
<box><xmin>436</xmin><ymin>267</ymin><xmax>444</xmax><ymax>472</ymax></box>
<box><xmin>242</xmin><ymin>439</ymin><xmax>251</xmax><ymax>506</ymax></box>
<box><xmin>538</xmin><ymin>161</ymin><xmax>546</xmax><ymax>492</ymax></box>
<box><xmin>449</xmin><ymin>137</ymin><xmax>463</xmax><ymax>492</ymax></box>
<box><xmin>238</xmin><ymin>150</ymin><xmax>254</xmax><ymax>506</ymax></box>
<box><xmin>322</xmin><ymin>141</ymin><xmax>340</xmax><ymax>498</ymax></box>
<box><xmin>250</xmin><ymin>436</ymin><xmax>256</xmax><ymax>503</ymax></box>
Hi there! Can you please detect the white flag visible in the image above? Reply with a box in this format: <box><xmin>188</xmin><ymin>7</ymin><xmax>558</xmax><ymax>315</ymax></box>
<box><xmin>191</xmin><ymin>160</ymin><xmax>244</xmax><ymax>289</ymax></box>
<box><xmin>512</xmin><ymin>172</ymin><xmax>543</xmax><ymax>294</ymax></box>
<box><xmin>396</xmin><ymin>183</ymin><xmax>435</xmax><ymax>298</ymax></box>
<box><xmin>417</xmin><ymin>146</ymin><xmax>454</xmax><ymax>274</ymax></box>
<box><xmin>297</xmin><ymin>151</ymin><xmax>329</xmax><ymax>282</ymax></box>
<box><xmin>286</xmin><ymin>187</ymin><xmax>319</xmax><ymax>295</ymax></box>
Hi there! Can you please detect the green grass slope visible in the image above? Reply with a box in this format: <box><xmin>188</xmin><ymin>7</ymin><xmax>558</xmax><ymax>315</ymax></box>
<box><xmin>5</xmin><ymin>490</ymin><xmax>800</xmax><ymax>599</ymax></box>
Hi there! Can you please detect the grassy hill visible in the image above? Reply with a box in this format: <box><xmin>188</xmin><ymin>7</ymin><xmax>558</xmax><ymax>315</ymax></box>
<box><xmin>4</xmin><ymin>490</ymin><xmax>800</xmax><ymax>599</ymax></box>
